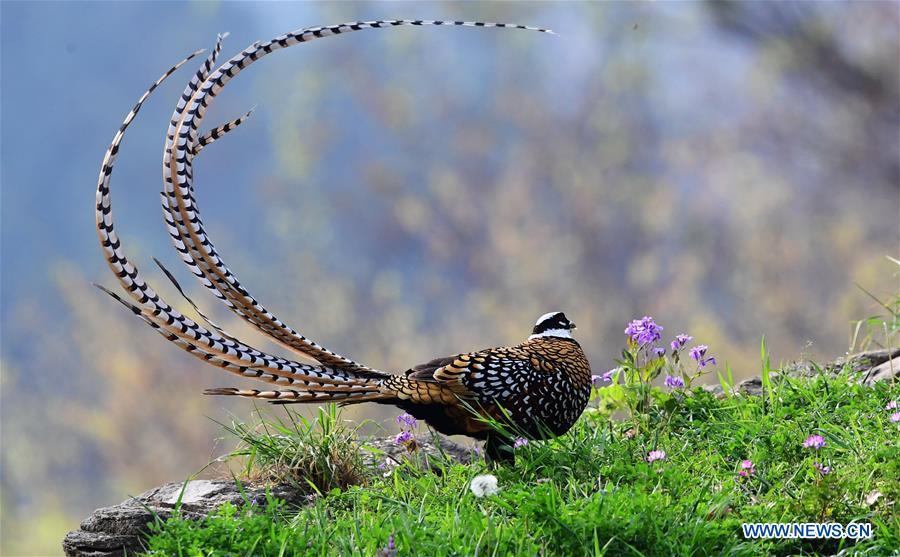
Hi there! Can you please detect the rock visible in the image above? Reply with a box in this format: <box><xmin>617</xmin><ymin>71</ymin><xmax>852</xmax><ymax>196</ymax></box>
<box><xmin>365</xmin><ymin>432</ymin><xmax>474</xmax><ymax>468</ymax></box>
<box><xmin>781</xmin><ymin>348</ymin><xmax>900</xmax><ymax>385</ymax></box>
<box><xmin>850</xmin><ymin>349</ymin><xmax>900</xmax><ymax>385</ymax></box>
<box><xmin>62</xmin><ymin>479</ymin><xmax>311</xmax><ymax>557</ymax></box>
<box><xmin>702</xmin><ymin>373</ymin><xmax>780</xmax><ymax>398</ymax></box>
<box><xmin>705</xmin><ymin>349</ymin><xmax>899</xmax><ymax>399</ymax></box>
<box><xmin>702</xmin><ymin>384</ymin><xmax>725</xmax><ymax>396</ymax></box>
<box><xmin>735</xmin><ymin>376</ymin><xmax>763</xmax><ymax>397</ymax></box>
<box><xmin>63</xmin><ymin>434</ymin><xmax>471</xmax><ymax>557</ymax></box>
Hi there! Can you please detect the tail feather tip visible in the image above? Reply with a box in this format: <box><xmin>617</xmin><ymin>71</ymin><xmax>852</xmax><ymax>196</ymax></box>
<box><xmin>204</xmin><ymin>387</ymin><xmax>240</xmax><ymax>396</ymax></box>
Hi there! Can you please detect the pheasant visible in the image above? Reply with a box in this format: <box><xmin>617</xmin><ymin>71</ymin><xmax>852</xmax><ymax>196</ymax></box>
<box><xmin>94</xmin><ymin>20</ymin><xmax>592</xmax><ymax>461</ymax></box>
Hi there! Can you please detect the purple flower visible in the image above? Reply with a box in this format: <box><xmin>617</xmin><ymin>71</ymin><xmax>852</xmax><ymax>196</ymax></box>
<box><xmin>591</xmin><ymin>371</ymin><xmax>616</xmax><ymax>389</ymax></box>
<box><xmin>670</xmin><ymin>333</ymin><xmax>693</xmax><ymax>352</ymax></box>
<box><xmin>738</xmin><ymin>459</ymin><xmax>755</xmax><ymax>477</ymax></box>
<box><xmin>513</xmin><ymin>437</ymin><xmax>529</xmax><ymax>449</ymax></box>
<box><xmin>887</xmin><ymin>401</ymin><xmax>898</xmax><ymax>410</ymax></box>
<box><xmin>890</xmin><ymin>412</ymin><xmax>900</xmax><ymax>423</ymax></box>
<box><xmin>803</xmin><ymin>434</ymin><xmax>826</xmax><ymax>450</ymax></box>
<box><xmin>647</xmin><ymin>450</ymin><xmax>666</xmax><ymax>463</ymax></box>
<box><xmin>688</xmin><ymin>345</ymin><xmax>717</xmax><ymax>368</ymax></box>
<box><xmin>664</xmin><ymin>375</ymin><xmax>684</xmax><ymax>389</ymax></box>
<box><xmin>814</xmin><ymin>462</ymin><xmax>832</xmax><ymax>476</ymax></box>
<box><xmin>394</xmin><ymin>431</ymin><xmax>414</xmax><ymax>445</ymax></box>
<box><xmin>378</xmin><ymin>533</ymin><xmax>398</xmax><ymax>557</ymax></box>
<box><xmin>653</xmin><ymin>347</ymin><xmax>666</xmax><ymax>358</ymax></box>
<box><xmin>688</xmin><ymin>345</ymin><xmax>707</xmax><ymax>361</ymax></box>
<box><xmin>396</xmin><ymin>413</ymin><xmax>418</xmax><ymax>429</ymax></box>
<box><xmin>624</xmin><ymin>316</ymin><xmax>664</xmax><ymax>346</ymax></box>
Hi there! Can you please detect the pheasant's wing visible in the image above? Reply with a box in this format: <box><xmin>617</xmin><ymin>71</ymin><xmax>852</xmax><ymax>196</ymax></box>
<box><xmin>427</xmin><ymin>347</ymin><xmax>557</xmax><ymax>417</ymax></box>
<box><xmin>406</xmin><ymin>355</ymin><xmax>459</xmax><ymax>380</ymax></box>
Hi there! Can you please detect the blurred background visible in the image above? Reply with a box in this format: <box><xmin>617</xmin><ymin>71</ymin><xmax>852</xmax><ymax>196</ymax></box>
<box><xmin>1</xmin><ymin>1</ymin><xmax>897</xmax><ymax>554</ymax></box>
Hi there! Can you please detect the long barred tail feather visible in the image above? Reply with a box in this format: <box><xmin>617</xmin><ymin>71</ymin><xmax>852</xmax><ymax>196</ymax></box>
<box><xmin>160</xmin><ymin>34</ymin><xmax>382</xmax><ymax>377</ymax></box>
<box><xmin>93</xmin><ymin>284</ymin><xmax>383</xmax><ymax>394</ymax></box>
<box><xmin>152</xmin><ymin>257</ymin><xmax>236</xmax><ymax>341</ymax></box>
<box><xmin>204</xmin><ymin>387</ymin><xmax>390</xmax><ymax>404</ymax></box>
<box><xmin>147</xmin><ymin>257</ymin><xmax>369</xmax><ymax>386</ymax></box>
<box><xmin>159</xmin><ymin>20</ymin><xmax>552</xmax><ymax>379</ymax></box>
<box><xmin>94</xmin><ymin>49</ymin><xmax>389</xmax><ymax>399</ymax></box>
<box><xmin>193</xmin><ymin>108</ymin><xmax>255</xmax><ymax>155</ymax></box>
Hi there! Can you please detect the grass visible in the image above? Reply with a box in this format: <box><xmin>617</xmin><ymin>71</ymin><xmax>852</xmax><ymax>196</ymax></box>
<box><xmin>143</xmin><ymin>364</ymin><xmax>899</xmax><ymax>556</ymax></box>
<box><xmin>216</xmin><ymin>403</ymin><xmax>368</xmax><ymax>493</ymax></box>
<box><xmin>849</xmin><ymin>255</ymin><xmax>900</xmax><ymax>353</ymax></box>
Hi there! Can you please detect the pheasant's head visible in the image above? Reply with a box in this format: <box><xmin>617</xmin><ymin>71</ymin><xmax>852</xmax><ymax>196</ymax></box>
<box><xmin>529</xmin><ymin>311</ymin><xmax>576</xmax><ymax>339</ymax></box>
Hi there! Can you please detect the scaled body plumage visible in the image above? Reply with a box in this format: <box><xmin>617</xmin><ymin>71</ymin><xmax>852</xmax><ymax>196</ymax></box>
<box><xmin>95</xmin><ymin>20</ymin><xmax>590</xmax><ymax>462</ymax></box>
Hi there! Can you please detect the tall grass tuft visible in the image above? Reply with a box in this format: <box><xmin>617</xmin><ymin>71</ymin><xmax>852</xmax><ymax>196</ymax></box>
<box><xmin>218</xmin><ymin>403</ymin><xmax>367</xmax><ymax>493</ymax></box>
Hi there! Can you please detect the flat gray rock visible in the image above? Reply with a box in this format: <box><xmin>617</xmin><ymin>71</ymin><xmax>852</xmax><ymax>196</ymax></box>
<box><xmin>703</xmin><ymin>348</ymin><xmax>899</xmax><ymax>398</ymax></box>
<box><xmin>62</xmin><ymin>479</ymin><xmax>311</xmax><ymax>557</ymax></box>
<box><xmin>781</xmin><ymin>347</ymin><xmax>900</xmax><ymax>384</ymax></box>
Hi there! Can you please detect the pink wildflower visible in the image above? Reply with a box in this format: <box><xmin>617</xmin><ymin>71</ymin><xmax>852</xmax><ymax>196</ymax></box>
<box><xmin>803</xmin><ymin>434</ymin><xmax>826</xmax><ymax>450</ymax></box>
